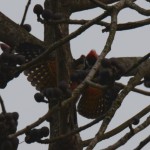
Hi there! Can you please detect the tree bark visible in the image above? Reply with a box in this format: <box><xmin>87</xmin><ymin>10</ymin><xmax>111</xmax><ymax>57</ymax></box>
<box><xmin>44</xmin><ymin>1</ymin><xmax>82</xmax><ymax>150</ymax></box>
<box><xmin>69</xmin><ymin>0</ymin><xmax>121</xmax><ymax>12</ymax></box>
<box><xmin>0</xmin><ymin>12</ymin><xmax>44</xmax><ymax>48</ymax></box>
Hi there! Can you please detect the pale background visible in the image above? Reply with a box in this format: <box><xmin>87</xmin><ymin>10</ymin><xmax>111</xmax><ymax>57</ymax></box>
<box><xmin>0</xmin><ymin>1</ymin><xmax>150</xmax><ymax>150</ymax></box>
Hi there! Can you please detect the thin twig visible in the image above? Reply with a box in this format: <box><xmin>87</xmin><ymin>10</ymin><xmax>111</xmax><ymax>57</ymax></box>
<box><xmin>116</xmin><ymin>82</ymin><xmax>150</xmax><ymax>96</ymax></box>
<box><xmin>86</xmin><ymin>81</ymin><xmax>150</xmax><ymax>96</ymax></box>
<box><xmin>90</xmin><ymin>0</ymin><xmax>112</xmax><ymax>10</ymax></box>
<box><xmin>128</xmin><ymin>124</ymin><xmax>134</xmax><ymax>134</ymax></box>
<box><xmin>18</xmin><ymin>11</ymin><xmax>109</xmax><ymax>72</ymax></box>
<box><xmin>86</xmin><ymin>80</ymin><xmax>108</xmax><ymax>89</ymax></box>
<box><xmin>20</xmin><ymin>0</ymin><xmax>31</xmax><ymax>26</ymax></box>
<box><xmin>24</xmin><ymin>105</ymin><xmax>150</xmax><ymax>145</ymax></box>
<box><xmin>38</xmin><ymin>17</ymin><xmax>109</xmax><ymax>26</ymax></box>
<box><xmin>0</xmin><ymin>95</ymin><xmax>6</xmax><ymax>113</ymax></box>
<box><xmin>103</xmin><ymin>18</ymin><xmax>150</xmax><ymax>32</ymax></box>
<box><xmin>39</xmin><ymin>17</ymin><xmax>150</xmax><ymax>33</ymax></box>
<box><xmin>131</xmin><ymin>87</ymin><xmax>150</xmax><ymax>96</ymax></box>
<box><xmin>38</xmin><ymin>115</ymin><xmax>104</xmax><ymax>144</ymax></box>
<box><xmin>102</xmin><ymin>116</ymin><xmax>150</xmax><ymax>150</ymax></box>
<box><xmin>124</xmin><ymin>53</ymin><xmax>150</xmax><ymax>75</ymax></box>
<box><xmin>134</xmin><ymin>135</ymin><xmax>150</xmax><ymax>150</ymax></box>
<box><xmin>83</xmin><ymin>105</ymin><xmax>150</xmax><ymax>147</ymax></box>
<box><xmin>127</xmin><ymin>0</ymin><xmax>150</xmax><ymax>16</ymax></box>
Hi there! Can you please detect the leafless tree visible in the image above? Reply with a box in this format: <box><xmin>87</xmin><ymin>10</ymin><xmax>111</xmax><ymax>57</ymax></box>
<box><xmin>0</xmin><ymin>0</ymin><xmax>150</xmax><ymax>150</ymax></box>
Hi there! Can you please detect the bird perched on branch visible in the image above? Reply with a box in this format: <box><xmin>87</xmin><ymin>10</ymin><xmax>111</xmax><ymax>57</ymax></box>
<box><xmin>16</xmin><ymin>43</ymin><xmax>121</xmax><ymax>119</ymax></box>
<box><xmin>70</xmin><ymin>50</ymin><xmax>122</xmax><ymax>119</ymax></box>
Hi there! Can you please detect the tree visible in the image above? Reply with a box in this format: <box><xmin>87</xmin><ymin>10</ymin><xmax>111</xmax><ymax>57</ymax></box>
<box><xmin>0</xmin><ymin>0</ymin><xmax>150</xmax><ymax>150</ymax></box>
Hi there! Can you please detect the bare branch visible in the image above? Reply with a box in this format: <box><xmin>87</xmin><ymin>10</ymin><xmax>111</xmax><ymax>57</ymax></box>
<box><xmin>20</xmin><ymin>0</ymin><xmax>31</xmax><ymax>26</ymax></box>
<box><xmin>38</xmin><ymin>116</ymin><xmax>103</xmax><ymax>144</ymax></box>
<box><xmin>90</xmin><ymin>0</ymin><xmax>112</xmax><ymax>10</ymax></box>
<box><xmin>18</xmin><ymin>11</ymin><xmax>109</xmax><ymax>72</ymax></box>
<box><xmin>0</xmin><ymin>12</ymin><xmax>44</xmax><ymax>48</ymax></box>
<box><xmin>38</xmin><ymin>17</ymin><xmax>109</xmax><ymax>26</ymax></box>
<box><xmin>134</xmin><ymin>135</ymin><xmax>150</xmax><ymax>150</ymax></box>
<box><xmin>39</xmin><ymin>17</ymin><xmax>150</xmax><ymax>33</ymax></box>
<box><xmin>8</xmin><ymin>101</ymin><xmax>62</xmax><ymax>138</ymax></box>
<box><xmin>0</xmin><ymin>96</ymin><xmax>6</xmax><ymax>113</ymax></box>
<box><xmin>86</xmin><ymin>80</ymin><xmax>108</xmax><ymax>89</ymax></box>
<box><xmin>83</xmin><ymin>105</ymin><xmax>150</xmax><ymax>147</ymax></box>
<box><xmin>70</xmin><ymin>0</ymin><xmax>120</xmax><ymax>12</ymax></box>
<box><xmin>127</xmin><ymin>0</ymin><xmax>150</xmax><ymax>16</ymax></box>
<box><xmin>86</xmin><ymin>80</ymin><xmax>150</xmax><ymax>96</ymax></box>
<box><xmin>103</xmin><ymin>18</ymin><xmax>150</xmax><ymax>32</ymax></box>
<box><xmin>116</xmin><ymin>82</ymin><xmax>150</xmax><ymax>96</ymax></box>
<box><xmin>124</xmin><ymin>53</ymin><xmax>150</xmax><ymax>75</ymax></box>
<box><xmin>103</xmin><ymin>116</ymin><xmax>150</xmax><ymax>150</ymax></box>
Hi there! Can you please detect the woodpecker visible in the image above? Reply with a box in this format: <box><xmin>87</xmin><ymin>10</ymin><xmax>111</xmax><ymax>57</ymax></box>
<box><xmin>16</xmin><ymin>44</ymin><xmax>121</xmax><ymax>119</ymax></box>
<box><xmin>16</xmin><ymin>43</ymin><xmax>57</xmax><ymax>91</ymax></box>
<box><xmin>71</xmin><ymin>50</ymin><xmax>121</xmax><ymax>119</ymax></box>
<box><xmin>77</xmin><ymin>84</ymin><xmax>121</xmax><ymax>119</ymax></box>
<box><xmin>86</xmin><ymin>49</ymin><xmax>98</xmax><ymax>67</ymax></box>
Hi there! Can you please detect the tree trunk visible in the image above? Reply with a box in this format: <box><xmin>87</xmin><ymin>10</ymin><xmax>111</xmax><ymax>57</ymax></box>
<box><xmin>44</xmin><ymin>1</ymin><xmax>82</xmax><ymax>150</ymax></box>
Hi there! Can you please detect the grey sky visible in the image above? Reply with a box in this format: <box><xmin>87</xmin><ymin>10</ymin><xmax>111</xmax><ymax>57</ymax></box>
<box><xmin>0</xmin><ymin>0</ymin><xmax>150</xmax><ymax>150</ymax></box>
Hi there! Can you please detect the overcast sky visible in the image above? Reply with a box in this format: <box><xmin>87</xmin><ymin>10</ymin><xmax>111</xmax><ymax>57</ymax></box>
<box><xmin>0</xmin><ymin>0</ymin><xmax>150</xmax><ymax>150</ymax></box>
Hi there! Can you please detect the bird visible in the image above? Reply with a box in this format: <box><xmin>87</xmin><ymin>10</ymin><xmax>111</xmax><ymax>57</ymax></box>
<box><xmin>70</xmin><ymin>50</ymin><xmax>121</xmax><ymax>119</ymax></box>
<box><xmin>16</xmin><ymin>43</ymin><xmax>57</xmax><ymax>91</ymax></box>
<box><xmin>16</xmin><ymin>44</ymin><xmax>121</xmax><ymax>119</ymax></box>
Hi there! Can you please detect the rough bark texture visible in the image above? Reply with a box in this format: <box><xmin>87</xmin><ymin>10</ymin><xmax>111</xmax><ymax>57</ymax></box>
<box><xmin>44</xmin><ymin>1</ymin><xmax>82</xmax><ymax>150</ymax></box>
<box><xmin>0</xmin><ymin>12</ymin><xmax>44</xmax><ymax>48</ymax></box>
<box><xmin>69</xmin><ymin>0</ymin><xmax>120</xmax><ymax>12</ymax></box>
